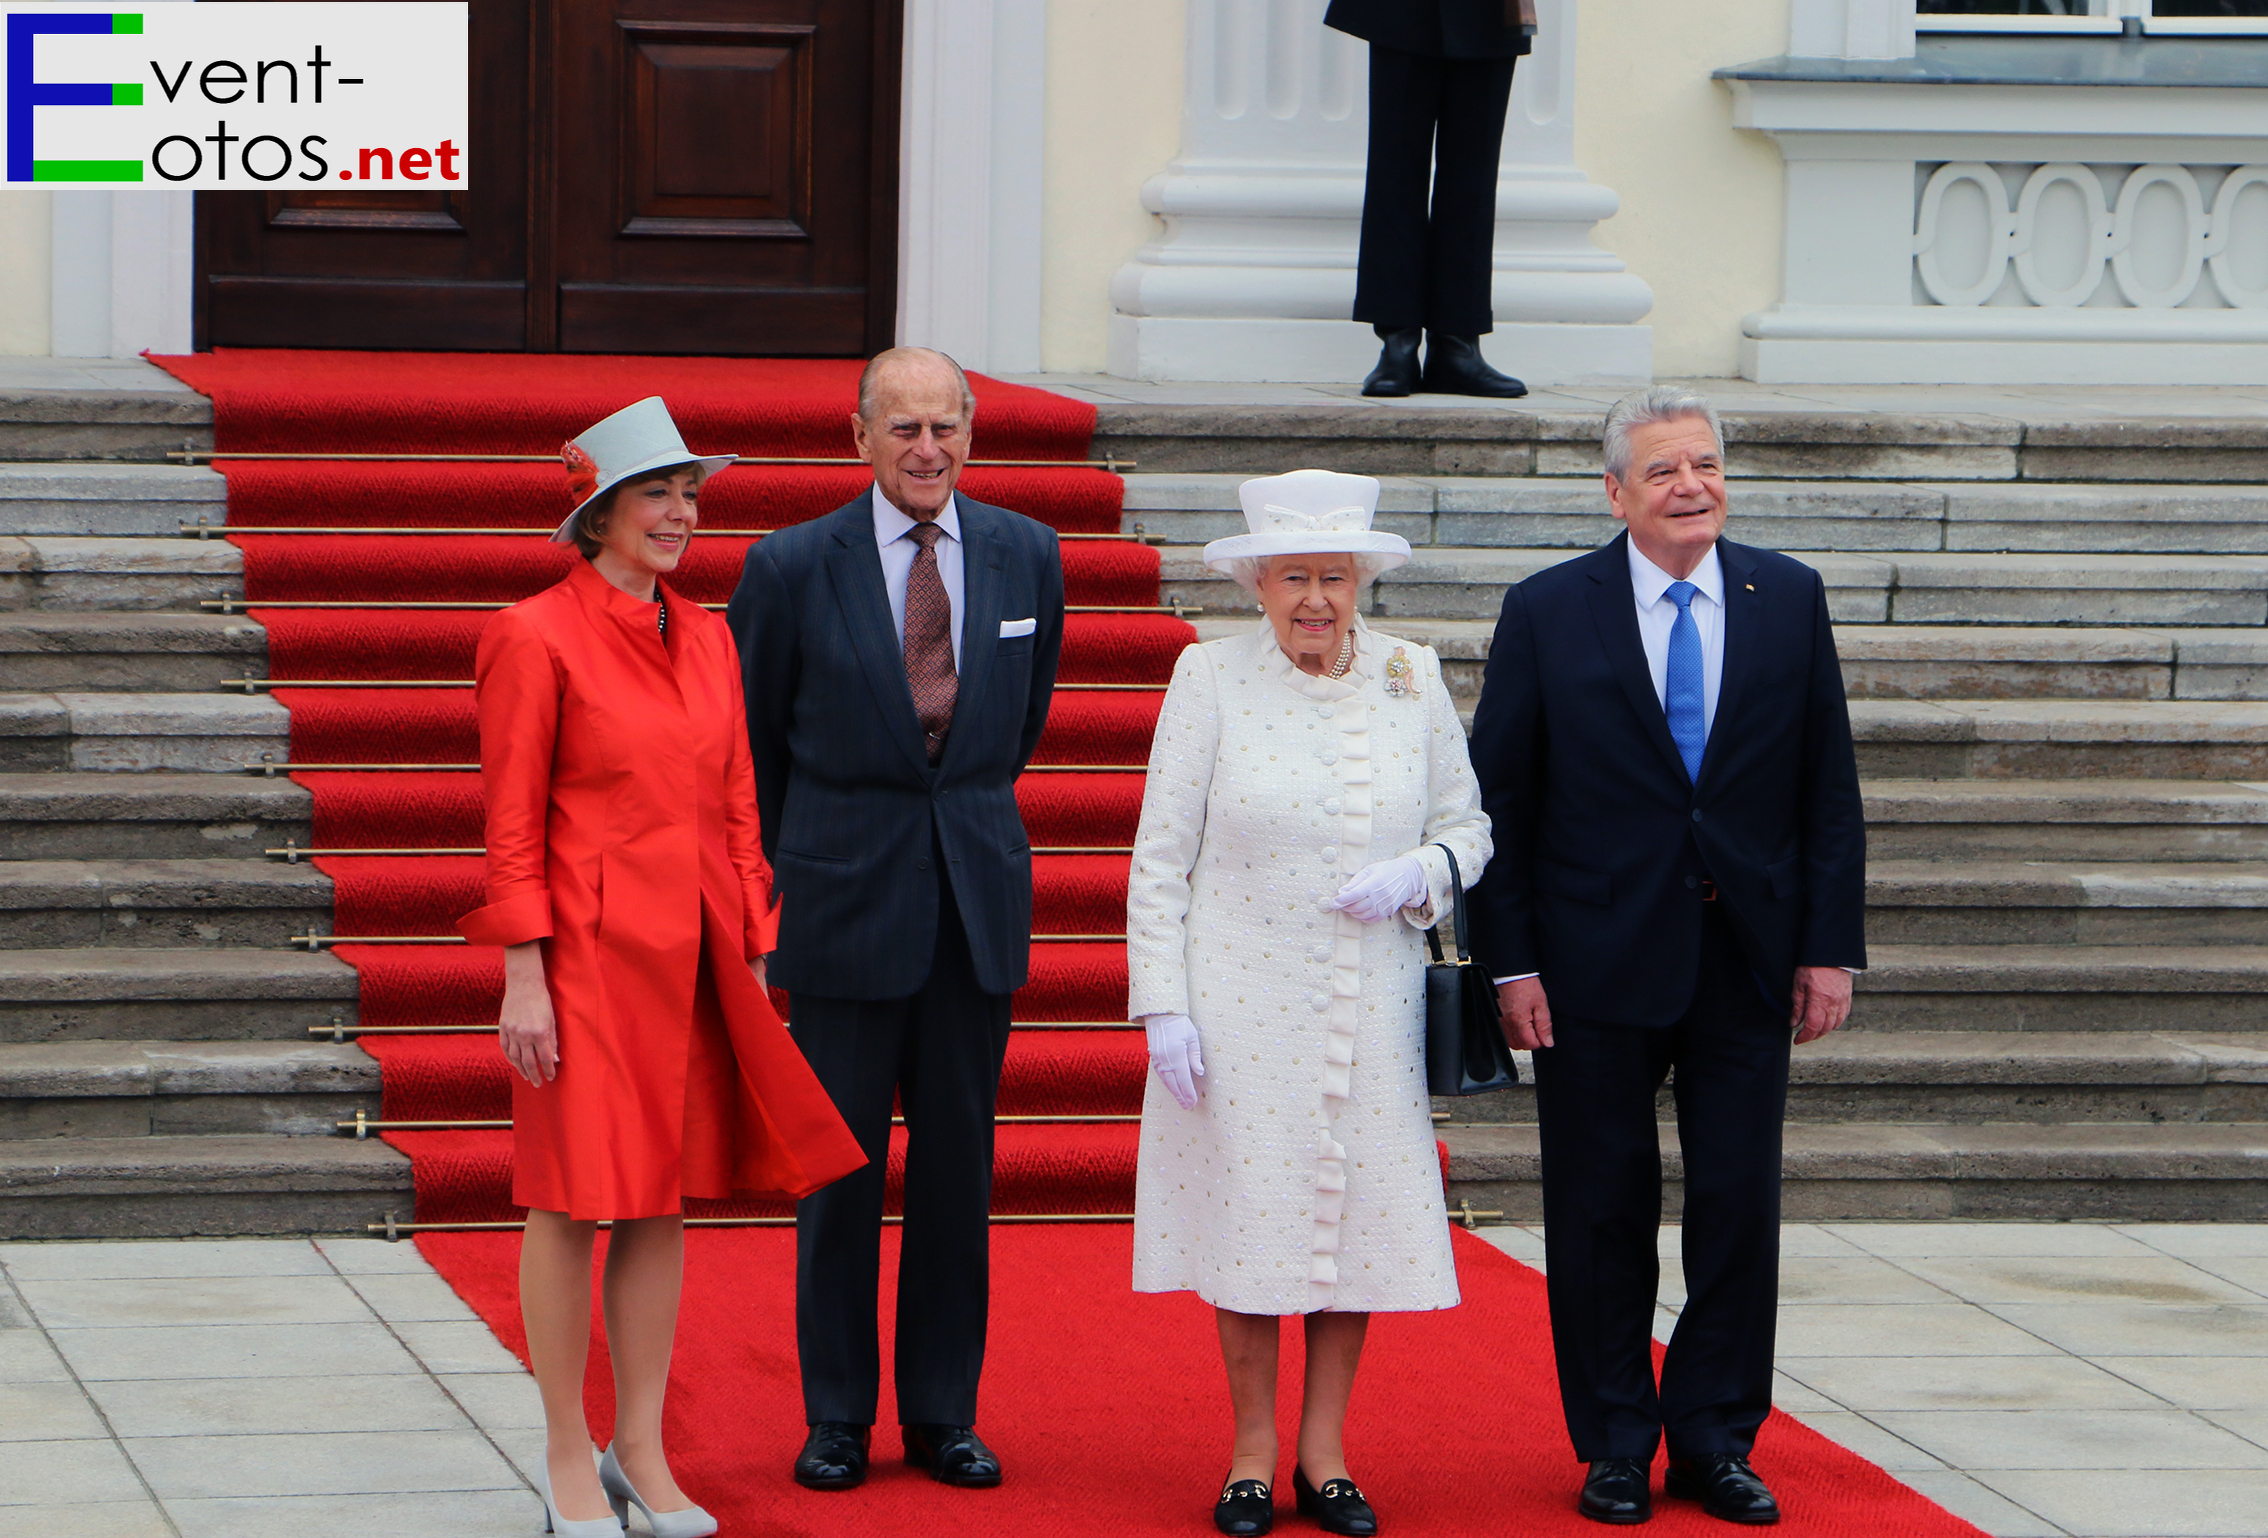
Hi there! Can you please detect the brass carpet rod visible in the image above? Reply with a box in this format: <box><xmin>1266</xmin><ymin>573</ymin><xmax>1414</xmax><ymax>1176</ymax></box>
<box><xmin>202</xmin><ymin>598</ymin><xmax>1196</xmax><ymax>617</ymax></box>
<box><xmin>183</xmin><ymin>522</ymin><xmax>1151</xmax><ymax>543</ymax></box>
<box><xmin>272</xmin><ymin>844</ymin><xmax>1130</xmax><ymax>861</ymax></box>
<box><xmin>229</xmin><ymin>678</ymin><xmax>1162</xmax><ymax>693</ymax></box>
<box><xmin>342</xmin><ymin>1110</ymin><xmax>1144</xmax><ymax>1137</ymax></box>
<box><xmin>295</xmin><ymin>932</ymin><xmax>1128</xmax><ymax>949</ymax></box>
<box><xmin>373</xmin><ymin>1212</ymin><xmax>1138</xmax><ymax>1239</ymax></box>
<box><xmin>314</xmin><ymin>1019</ymin><xmax>1136</xmax><ymax>1039</ymax></box>
<box><xmin>247</xmin><ymin>760</ymin><xmax>1146</xmax><ymax>775</ymax></box>
<box><xmin>170</xmin><ymin>451</ymin><xmax>1135</xmax><ymax>470</ymax></box>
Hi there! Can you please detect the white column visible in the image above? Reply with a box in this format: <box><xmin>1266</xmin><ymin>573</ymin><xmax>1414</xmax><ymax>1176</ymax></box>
<box><xmin>897</xmin><ymin>0</ymin><xmax>1047</xmax><ymax>374</ymax></box>
<box><xmin>1107</xmin><ymin>0</ymin><xmax>1651</xmax><ymax>384</ymax></box>
<box><xmin>1788</xmin><ymin>0</ymin><xmax>1916</xmax><ymax>61</ymax></box>
<box><xmin>48</xmin><ymin>190</ymin><xmax>192</xmax><ymax>359</ymax></box>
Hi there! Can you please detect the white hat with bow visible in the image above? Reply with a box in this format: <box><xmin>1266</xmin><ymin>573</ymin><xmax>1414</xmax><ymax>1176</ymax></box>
<box><xmin>1201</xmin><ymin>468</ymin><xmax>1413</xmax><ymax>581</ymax></box>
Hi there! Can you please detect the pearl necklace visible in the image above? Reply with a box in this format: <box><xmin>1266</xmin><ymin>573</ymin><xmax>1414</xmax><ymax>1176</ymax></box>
<box><xmin>1326</xmin><ymin>631</ymin><xmax>1355</xmax><ymax>679</ymax></box>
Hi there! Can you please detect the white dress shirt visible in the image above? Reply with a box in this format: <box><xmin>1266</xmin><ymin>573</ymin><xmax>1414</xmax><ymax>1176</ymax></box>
<box><xmin>874</xmin><ymin>492</ymin><xmax>965</xmax><ymax>669</ymax></box>
<box><xmin>1629</xmin><ymin>538</ymin><xmax>1725</xmax><ymax>740</ymax></box>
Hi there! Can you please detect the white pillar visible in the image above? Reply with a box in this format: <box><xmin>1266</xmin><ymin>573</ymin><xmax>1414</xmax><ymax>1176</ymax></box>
<box><xmin>1788</xmin><ymin>0</ymin><xmax>1916</xmax><ymax>61</ymax></box>
<box><xmin>1107</xmin><ymin>0</ymin><xmax>1651</xmax><ymax>384</ymax></box>
<box><xmin>897</xmin><ymin>0</ymin><xmax>1047</xmax><ymax>374</ymax></box>
<box><xmin>50</xmin><ymin>191</ymin><xmax>193</xmax><ymax>359</ymax></box>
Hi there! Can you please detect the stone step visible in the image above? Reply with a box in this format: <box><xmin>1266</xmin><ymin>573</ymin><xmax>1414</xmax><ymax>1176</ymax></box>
<box><xmin>0</xmin><ymin>389</ymin><xmax>212</xmax><ymax>466</ymax></box>
<box><xmin>1865</xmin><ymin>780</ymin><xmax>2268</xmax><ymax>862</ymax></box>
<box><xmin>1208</xmin><ymin>619</ymin><xmax>2268</xmax><ymax>703</ymax></box>
<box><xmin>1</xmin><ymin>535</ymin><xmax>241</xmax><ymax>611</ymax></box>
<box><xmin>1162</xmin><ymin>546</ymin><xmax>2268</xmax><ymax>627</ymax></box>
<box><xmin>0</xmin><ymin>861</ymin><xmax>331</xmax><ymax>949</ymax></box>
<box><xmin>1441</xmin><ymin>1120</ymin><xmax>2268</xmax><ymax>1222</ymax></box>
<box><xmin>0</xmin><ymin>1040</ymin><xmax>378</xmax><ymax>1139</ymax></box>
<box><xmin>1868</xmin><ymin>861</ymin><xmax>2268</xmax><ymax>946</ymax></box>
<box><xmin>0</xmin><ymin>693</ymin><xmax>289</xmax><ymax>772</ymax></box>
<box><xmin>0</xmin><ymin>772</ymin><xmax>312</xmax><ymax>860</ymax></box>
<box><xmin>0</xmin><ymin>1133</ymin><xmax>411</xmax><ymax>1239</ymax></box>
<box><xmin>1854</xmin><ymin>944</ymin><xmax>2268</xmax><ymax>1032</ymax></box>
<box><xmin>0</xmin><ymin>463</ymin><xmax>228</xmax><ymax>536</ymax></box>
<box><xmin>1126</xmin><ymin>475</ymin><xmax>2268</xmax><ymax>555</ymax></box>
<box><xmin>1850</xmin><ymin>699</ymin><xmax>2268</xmax><ymax>780</ymax></box>
<box><xmin>0</xmin><ymin>948</ymin><xmax>358</xmax><ymax>1044</ymax></box>
<box><xmin>1443</xmin><ymin>1031</ymin><xmax>2268</xmax><ymax>1126</ymax></box>
<box><xmin>0</xmin><ymin>611</ymin><xmax>266</xmax><ymax>691</ymax></box>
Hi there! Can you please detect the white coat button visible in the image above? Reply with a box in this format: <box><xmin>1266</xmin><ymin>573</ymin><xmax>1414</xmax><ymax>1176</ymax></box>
<box><xmin>1317</xmin><ymin>705</ymin><xmax>1334</xmax><ymax>719</ymax></box>
<box><xmin>1323</xmin><ymin>799</ymin><xmax>1343</xmax><ymax>815</ymax></box>
<box><xmin>1323</xmin><ymin>846</ymin><xmax>1340</xmax><ymax>864</ymax></box>
<box><xmin>1320</xmin><ymin>749</ymin><xmax>1339</xmax><ymax>765</ymax></box>
<box><xmin>1311</xmin><ymin>994</ymin><xmax>1331</xmax><ymax>1011</ymax></box>
<box><xmin>1312</xmin><ymin>945</ymin><xmax>1332</xmax><ymax>962</ymax></box>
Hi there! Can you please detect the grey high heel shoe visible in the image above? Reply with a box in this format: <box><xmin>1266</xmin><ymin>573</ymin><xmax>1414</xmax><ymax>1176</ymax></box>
<box><xmin>600</xmin><ymin>1445</ymin><xmax>719</xmax><ymax>1538</ymax></box>
<box><xmin>535</xmin><ymin>1457</ymin><xmax>627</xmax><ymax>1538</ymax></box>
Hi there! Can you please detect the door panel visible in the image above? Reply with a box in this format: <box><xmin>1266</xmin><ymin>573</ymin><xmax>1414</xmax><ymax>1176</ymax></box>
<box><xmin>195</xmin><ymin>0</ymin><xmax>897</xmax><ymax>355</ymax></box>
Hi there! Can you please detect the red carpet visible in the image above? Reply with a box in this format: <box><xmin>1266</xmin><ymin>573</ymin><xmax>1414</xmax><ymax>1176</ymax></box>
<box><xmin>413</xmin><ymin>1224</ymin><xmax>1986</xmax><ymax>1538</ymax></box>
<box><xmin>153</xmin><ymin>351</ymin><xmax>1981</xmax><ymax>1528</ymax></box>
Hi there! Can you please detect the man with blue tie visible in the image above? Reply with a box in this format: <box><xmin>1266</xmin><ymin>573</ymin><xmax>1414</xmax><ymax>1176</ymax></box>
<box><xmin>1464</xmin><ymin>386</ymin><xmax>1867</xmax><ymax>1527</ymax></box>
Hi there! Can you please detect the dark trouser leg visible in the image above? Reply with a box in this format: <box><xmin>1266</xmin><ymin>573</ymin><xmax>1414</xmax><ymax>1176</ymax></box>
<box><xmin>1353</xmin><ymin>44</ymin><xmax>1445</xmax><ymax>330</ymax></box>
<box><xmin>1661</xmin><ymin>914</ymin><xmax>1791</xmax><ymax>1459</ymax></box>
<box><xmin>1534</xmin><ymin>1016</ymin><xmax>1677</xmax><ymax>1461</ymax></box>
<box><xmin>789</xmin><ymin>990</ymin><xmax>910</xmax><ymax>1426</ymax></box>
<box><xmin>892</xmin><ymin>886</ymin><xmax>1013</xmax><ymax>1427</ymax></box>
<box><xmin>1424</xmin><ymin>55</ymin><xmax>1517</xmax><ymax>335</ymax></box>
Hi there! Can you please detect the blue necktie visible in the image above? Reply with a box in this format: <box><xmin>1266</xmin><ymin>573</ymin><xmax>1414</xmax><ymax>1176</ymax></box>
<box><xmin>1664</xmin><ymin>580</ymin><xmax>1705</xmax><ymax>783</ymax></box>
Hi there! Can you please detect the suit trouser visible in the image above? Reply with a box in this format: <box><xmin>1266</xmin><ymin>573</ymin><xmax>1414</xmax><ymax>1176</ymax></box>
<box><xmin>1352</xmin><ymin>44</ymin><xmax>1518</xmax><ymax>336</ymax></box>
<box><xmin>787</xmin><ymin>875</ymin><xmax>1015</xmax><ymax>1427</ymax></box>
<box><xmin>1532</xmin><ymin>903</ymin><xmax>1792</xmax><ymax>1462</ymax></box>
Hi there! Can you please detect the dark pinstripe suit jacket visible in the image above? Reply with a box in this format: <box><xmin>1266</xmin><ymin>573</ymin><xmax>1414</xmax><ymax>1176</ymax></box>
<box><xmin>726</xmin><ymin>490</ymin><xmax>1065</xmax><ymax>1000</ymax></box>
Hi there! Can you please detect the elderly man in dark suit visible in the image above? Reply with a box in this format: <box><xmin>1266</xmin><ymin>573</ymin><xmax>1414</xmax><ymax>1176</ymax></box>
<box><xmin>1464</xmin><ymin>386</ymin><xmax>1867</xmax><ymax>1526</ymax></box>
<box><xmin>1325</xmin><ymin>0</ymin><xmax>1533</xmax><ymax>398</ymax></box>
<box><xmin>728</xmin><ymin>347</ymin><xmax>1064</xmax><ymax>1494</ymax></box>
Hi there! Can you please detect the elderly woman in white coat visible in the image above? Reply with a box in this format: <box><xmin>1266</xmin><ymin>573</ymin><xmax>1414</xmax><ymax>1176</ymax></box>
<box><xmin>1127</xmin><ymin>470</ymin><xmax>1491</xmax><ymax>1538</ymax></box>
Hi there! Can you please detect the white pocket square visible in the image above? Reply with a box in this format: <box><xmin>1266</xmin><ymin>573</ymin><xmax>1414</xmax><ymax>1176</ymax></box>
<box><xmin>999</xmin><ymin>617</ymin><xmax>1037</xmax><ymax>638</ymax></box>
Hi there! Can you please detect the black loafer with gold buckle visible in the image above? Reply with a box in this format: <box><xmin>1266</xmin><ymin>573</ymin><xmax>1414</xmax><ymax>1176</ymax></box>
<box><xmin>1293</xmin><ymin>1467</ymin><xmax>1377</xmax><ymax>1537</ymax></box>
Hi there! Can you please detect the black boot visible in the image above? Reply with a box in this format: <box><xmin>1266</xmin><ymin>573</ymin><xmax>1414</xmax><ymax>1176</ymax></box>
<box><xmin>1421</xmin><ymin>333</ymin><xmax>1527</xmax><ymax>398</ymax></box>
<box><xmin>1360</xmin><ymin>326</ymin><xmax>1423</xmax><ymax>397</ymax></box>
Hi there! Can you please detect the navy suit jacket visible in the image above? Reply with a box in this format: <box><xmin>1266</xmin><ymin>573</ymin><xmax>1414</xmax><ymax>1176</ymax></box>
<box><xmin>1325</xmin><ymin>0</ymin><xmax>1532</xmax><ymax>59</ymax></box>
<box><xmin>1463</xmin><ymin>532</ymin><xmax>1866</xmax><ymax>1026</ymax></box>
<box><xmin>726</xmin><ymin>491</ymin><xmax>1064</xmax><ymax>1000</ymax></box>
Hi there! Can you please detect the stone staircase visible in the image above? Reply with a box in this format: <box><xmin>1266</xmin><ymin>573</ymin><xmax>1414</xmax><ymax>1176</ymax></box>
<box><xmin>2</xmin><ymin>386</ymin><xmax>2264</xmax><ymax>1235</ymax></box>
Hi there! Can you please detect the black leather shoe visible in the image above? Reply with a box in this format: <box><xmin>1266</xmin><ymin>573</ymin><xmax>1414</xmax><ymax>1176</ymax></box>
<box><xmin>793</xmin><ymin>1421</ymin><xmax>870</xmax><ymax>1490</ymax></box>
<box><xmin>1421</xmin><ymin>333</ymin><xmax>1528</xmax><ymax>398</ymax></box>
<box><xmin>1215</xmin><ymin>1476</ymin><xmax>1274</xmax><ymax>1536</ymax></box>
<box><xmin>1293</xmin><ymin>1467</ymin><xmax>1377</xmax><ymax>1536</ymax></box>
<box><xmin>1666</xmin><ymin>1456</ymin><xmax>1780</xmax><ymax>1525</ymax></box>
<box><xmin>902</xmin><ymin>1424</ymin><xmax>1003</xmax><ymax>1488</ymax></box>
<box><xmin>1578</xmin><ymin>1457</ymin><xmax>1653</xmax><ymax>1524</ymax></box>
<box><xmin>1361</xmin><ymin>327</ymin><xmax>1423</xmax><ymax>397</ymax></box>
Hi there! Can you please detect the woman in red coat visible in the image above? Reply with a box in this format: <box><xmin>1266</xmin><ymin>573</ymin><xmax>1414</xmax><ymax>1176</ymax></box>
<box><xmin>458</xmin><ymin>397</ymin><xmax>864</xmax><ymax>1538</ymax></box>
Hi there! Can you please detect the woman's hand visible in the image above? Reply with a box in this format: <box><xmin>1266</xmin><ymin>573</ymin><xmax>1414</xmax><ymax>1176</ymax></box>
<box><xmin>1331</xmin><ymin>855</ymin><xmax>1429</xmax><ymax>923</ymax></box>
<box><xmin>750</xmin><ymin>954</ymin><xmax>769</xmax><ymax>993</ymax></box>
<box><xmin>498</xmin><ymin>942</ymin><xmax>559</xmax><ymax>1086</ymax></box>
<box><xmin>1141</xmin><ymin>1012</ymin><xmax>1205</xmax><ymax>1110</ymax></box>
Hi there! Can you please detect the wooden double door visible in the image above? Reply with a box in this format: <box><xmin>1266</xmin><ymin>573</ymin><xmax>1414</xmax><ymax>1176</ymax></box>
<box><xmin>196</xmin><ymin>0</ymin><xmax>900</xmax><ymax>354</ymax></box>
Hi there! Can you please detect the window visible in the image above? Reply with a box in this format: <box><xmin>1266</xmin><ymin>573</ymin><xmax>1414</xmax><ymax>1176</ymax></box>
<box><xmin>1918</xmin><ymin>1</ymin><xmax>2268</xmax><ymax>33</ymax></box>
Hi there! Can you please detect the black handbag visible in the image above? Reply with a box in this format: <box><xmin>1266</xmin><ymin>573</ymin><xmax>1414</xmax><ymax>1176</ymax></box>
<box><xmin>1424</xmin><ymin>845</ymin><xmax>1521</xmax><ymax>1097</ymax></box>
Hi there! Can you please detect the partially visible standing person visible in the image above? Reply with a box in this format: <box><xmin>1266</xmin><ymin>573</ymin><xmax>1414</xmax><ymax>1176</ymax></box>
<box><xmin>459</xmin><ymin>398</ymin><xmax>865</xmax><ymax>1538</ymax></box>
<box><xmin>727</xmin><ymin>348</ymin><xmax>1065</xmax><ymax>1495</ymax></box>
<box><xmin>1128</xmin><ymin>470</ymin><xmax>1492</xmax><ymax>1538</ymax></box>
<box><xmin>1327</xmin><ymin>0</ymin><xmax>1533</xmax><ymax>399</ymax></box>
<box><xmin>1464</xmin><ymin>386</ymin><xmax>1867</xmax><ymax>1527</ymax></box>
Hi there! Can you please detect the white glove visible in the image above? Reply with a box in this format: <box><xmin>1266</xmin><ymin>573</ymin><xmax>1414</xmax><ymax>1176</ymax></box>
<box><xmin>1141</xmin><ymin>1012</ymin><xmax>1204</xmax><ymax>1111</ymax></box>
<box><xmin>1331</xmin><ymin>854</ymin><xmax>1430</xmax><ymax>924</ymax></box>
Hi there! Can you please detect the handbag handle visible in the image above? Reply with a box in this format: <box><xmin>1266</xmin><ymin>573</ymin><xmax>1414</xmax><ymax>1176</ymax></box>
<box><xmin>1423</xmin><ymin>844</ymin><xmax>1472</xmax><ymax>965</ymax></box>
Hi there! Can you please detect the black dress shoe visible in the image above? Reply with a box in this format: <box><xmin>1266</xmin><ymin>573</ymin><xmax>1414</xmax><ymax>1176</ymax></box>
<box><xmin>1292</xmin><ymin>1467</ymin><xmax>1377</xmax><ymax>1536</ymax></box>
<box><xmin>902</xmin><ymin>1424</ymin><xmax>1003</xmax><ymax>1488</ymax></box>
<box><xmin>1215</xmin><ymin>1476</ymin><xmax>1274</xmax><ymax>1536</ymax></box>
<box><xmin>1421</xmin><ymin>333</ymin><xmax>1528</xmax><ymax>398</ymax></box>
<box><xmin>793</xmin><ymin>1421</ymin><xmax>870</xmax><ymax>1490</ymax></box>
<box><xmin>1666</xmin><ymin>1456</ymin><xmax>1780</xmax><ymax>1525</ymax></box>
<box><xmin>1578</xmin><ymin>1457</ymin><xmax>1653</xmax><ymax>1524</ymax></box>
<box><xmin>1361</xmin><ymin>327</ymin><xmax>1423</xmax><ymax>397</ymax></box>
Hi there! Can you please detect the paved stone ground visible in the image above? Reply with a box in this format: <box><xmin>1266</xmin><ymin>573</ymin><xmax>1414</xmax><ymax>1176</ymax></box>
<box><xmin>1</xmin><ymin>1225</ymin><xmax>2262</xmax><ymax>1536</ymax></box>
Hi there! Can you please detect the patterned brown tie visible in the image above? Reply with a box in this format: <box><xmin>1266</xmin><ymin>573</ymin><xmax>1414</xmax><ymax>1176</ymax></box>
<box><xmin>903</xmin><ymin>520</ymin><xmax>958</xmax><ymax>763</ymax></box>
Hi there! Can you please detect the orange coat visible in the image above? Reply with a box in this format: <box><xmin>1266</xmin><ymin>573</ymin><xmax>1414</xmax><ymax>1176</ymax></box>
<box><xmin>457</xmin><ymin>558</ymin><xmax>864</xmax><ymax>1220</ymax></box>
